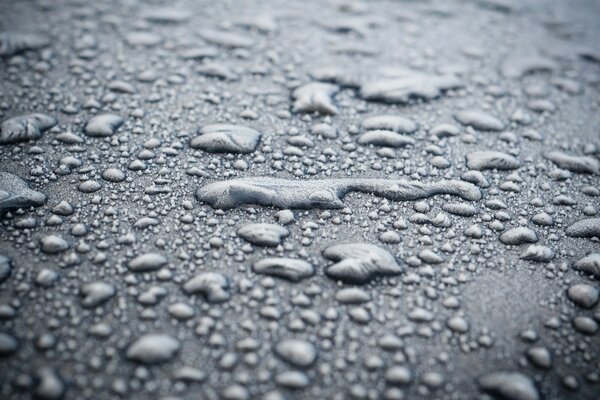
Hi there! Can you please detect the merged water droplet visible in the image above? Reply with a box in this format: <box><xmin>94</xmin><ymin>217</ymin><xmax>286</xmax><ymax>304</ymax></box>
<box><xmin>253</xmin><ymin>258</ymin><xmax>315</xmax><ymax>282</ymax></box>
<box><xmin>0</xmin><ymin>31</ymin><xmax>49</xmax><ymax>57</ymax></box>
<box><xmin>126</xmin><ymin>334</ymin><xmax>181</xmax><ymax>364</ymax></box>
<box><xmin>197</xmin><ymin>177</ymin><xmax>481</xmax><ymax>209</ymax></box>
<box><xmin>0</xmin><ymin>172</ymin><xmax>47</xmax><ymax>214</ymax></box>
<box><xmin>190</xmin><ymin>124</ymin><xmax>262</xmax><ymax>154</ymax></box>
<box><xmin>0</xmin><ymin>113</ymin><xmax>57</xmax><ymax>145</ymax></box>
<box><xmin>83</xmin><ymin>114</ymin><xmax>124</xmax><ymax>137</ymax></box>
<box><xmin>322</xmin><ymin>243</ymin><xmax>403</xmax><ymax>283</ymax></box>
<box><xmin>360</xmin><ymin>70</ymin><xmax>463</xmax><ymax>103</ymax></box>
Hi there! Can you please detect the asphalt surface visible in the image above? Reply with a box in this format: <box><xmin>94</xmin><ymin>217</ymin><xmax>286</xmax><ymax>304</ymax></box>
<box><xmin>1</xmin><ymin>1</ymin><xmax>600</xmax><ymax>399</ymax></box>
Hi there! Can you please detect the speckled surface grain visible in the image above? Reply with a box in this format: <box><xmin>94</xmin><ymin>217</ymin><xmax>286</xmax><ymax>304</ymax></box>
<box><xmin>1</xmin><ymin>1</ymin><xmax>600</xmax><ymax>399</ymax></box>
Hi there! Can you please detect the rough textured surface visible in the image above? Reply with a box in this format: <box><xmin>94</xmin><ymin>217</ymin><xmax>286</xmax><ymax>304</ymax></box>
<box><xmin>1</xmin><ymin>1</ymin><xmax>599</xmax><ymax>399</ymax></box>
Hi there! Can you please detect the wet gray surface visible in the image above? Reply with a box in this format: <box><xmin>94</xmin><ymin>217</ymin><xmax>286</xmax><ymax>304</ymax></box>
<box><xmin>1</xmin><ymin>0</ymin><xmax>600</xmax><ymax>399</ymax></box>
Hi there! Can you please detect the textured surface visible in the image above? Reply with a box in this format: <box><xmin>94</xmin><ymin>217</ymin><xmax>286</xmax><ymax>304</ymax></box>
<box><xmin>1</xmin><ymin>0</ymin><xmax>600</xmax><ymax>399</ymax></box>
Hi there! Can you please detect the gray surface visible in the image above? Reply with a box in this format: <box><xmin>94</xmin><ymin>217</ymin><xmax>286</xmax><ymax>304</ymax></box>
<box><xmin>1</xmin><ymin>0</ymin><xmax>600</xmax><ymax>399</ymax></box>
